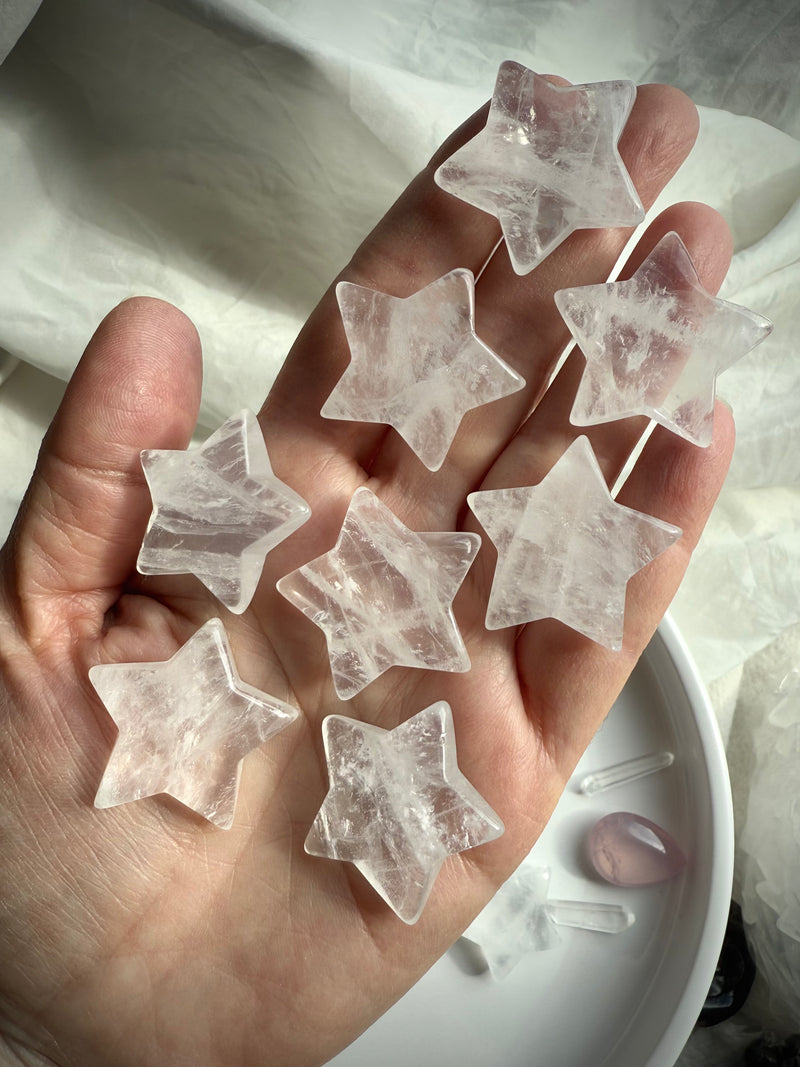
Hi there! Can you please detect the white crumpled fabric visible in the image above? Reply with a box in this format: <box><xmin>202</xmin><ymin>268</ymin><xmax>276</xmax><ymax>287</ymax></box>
<box><xmin>0</xmin><ymin>0</ymin><xmax>41</xmax><ymax>63</ymax></box>
<box><xmin>0</xmin><ymin>0</ymin><xmax>798</xmax><ymax>1058</ymax></box>
<box><xmin>738</xmin><ymin>657</ymin><xmax>800</xmax><ymax>1030</ymax></box>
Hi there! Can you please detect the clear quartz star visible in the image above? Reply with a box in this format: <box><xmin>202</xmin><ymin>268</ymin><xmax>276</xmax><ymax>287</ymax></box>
<box><xmin>321</xmin><ymin>269</ymin><xmax>525</xmax><ymax>471</ymax></box>
<box><xmin>464</xmin><ymin>865</ymin><xmax>560</xmax><ymax>979</ymax></box>
<box><xmin>305</xmin><ymin>701</ymin><xmax>504</xmax><ymax>924</ymax></box>
<box><xmin>467</xmin><ymin>436</ymin><xmax>681</xmax><ymax>649</ymax></box>
<box><xmin>465</xmin><ymin>863</ymin><xmax>635</xmax><ymax>979</ymax></box>
<box><xmin>434</xmin><ymin>61</ymin><xmax>644</xmax><ymax>274</ymax></box>
<box><xmin>555</xmin><ymin>231</ymin><xmax>774</xmax><ymax>446</ymax></box>
<box><xmin>91</xmin><ymin>619</ymin><xmax>299</xmax><ymax>829</ymax></box>
<box><xmin>137</xmin><ymin>409</ymin><xmax>311</xmax><ymax>613</ymax></box>
<box><xmin>276</xmin><ymin>487</ymin><xmax>481</xmax><ymax>700</ymax></box>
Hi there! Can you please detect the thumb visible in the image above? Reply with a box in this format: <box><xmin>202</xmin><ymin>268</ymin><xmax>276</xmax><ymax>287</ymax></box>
<box><xmin>4</xmin><ymin>298</ymin><xmax>202</xmax><ymax>638</ymax></box>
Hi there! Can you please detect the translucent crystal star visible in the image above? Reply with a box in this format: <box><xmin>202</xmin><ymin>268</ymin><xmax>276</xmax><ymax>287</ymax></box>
<box><xmin>467</xmin><ymin>436</ymin><xmax>680</xmax><ymax>649</ymax></box>
<box><xmin>276</xmin><ymin>487</ymin><xmax>480</xmax><ymax>699</ymax></box>
<box><xmin>435</xmin><ymin>61</ymin><xmax>643</xmax><ymax>274</ymax></box>
<box><xmin>555</xmin><ymin>232</ymin><xmax>774</xmax><ymax>446</ymax></box>
<box><xmin>91</xmin><ymin>619</ymin><xmax>299</xmax><ymax>829</ymax></box>
<box><xmin>464</xmin><ymin>865</ymin><xmax>560</xmax><ymax>979</ymax></box>
<box><xmin>305</xmin><ymin>701</ymin><xmax>504</xmax><ymax>924</ymax></box>
<box><xmin>137</xmin><ymin>409</ymin><xmax>311</xmax><ymax>613</ymax></box>
<box><xmin>321</xmin><ymin>269</ymin><xmax>525</xmax><ymax>471</ymax></box>
<box><xmin>465</xmin><ymin>863</ymin><xmax>634</xmax><ymax>979</ymax></box>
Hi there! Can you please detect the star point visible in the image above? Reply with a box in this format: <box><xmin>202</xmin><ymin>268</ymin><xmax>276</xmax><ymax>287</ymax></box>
<box><xmin>556</xmin><ymin>231</ymin><xmax>773</xmax><ymax>445</ymax></box>
<box><xmin>137</xmin><ymin>409</ymin><xmax>311</xmax><ymax>613</ymax></box>
<box><xmin>91</xmin><ymin>619</ymin><xmax>299</xmax><ymax>829</ymax></box>
<box><xmin>468</xmin><ymin>436</ymin><xmax>680</xmax><ymax>649</ymax></box>
<box><xmin>322</xmin><ymin>269</ymin><xmax>524</xmax><ymax>471</ymax></box>
<box><xmin>276</xmin><ymin>487</ymin><xmax>480</xmax><ymax>699</ymax></box>
<box><xmin>435</xmin><ymin>62</ymin><xmax>644</xmax><ymax>274</ymax></box>
<box><xmin>305</xmin><ymin>701</ymin><xmax>504</xmax><ymax>924</ymax></box>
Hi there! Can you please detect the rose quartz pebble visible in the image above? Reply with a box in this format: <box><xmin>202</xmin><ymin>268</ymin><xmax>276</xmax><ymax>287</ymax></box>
<box><xmin>589</xmin><ymin>812</ymin><xmax>687</xmax><ymax>887</ymax></box>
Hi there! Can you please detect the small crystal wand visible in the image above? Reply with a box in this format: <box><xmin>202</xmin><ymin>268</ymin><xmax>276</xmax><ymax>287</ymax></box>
<box><xmin>579</xmin><ymin>751</ymin><xmax>674</xmax><ymax>796</ymax></box>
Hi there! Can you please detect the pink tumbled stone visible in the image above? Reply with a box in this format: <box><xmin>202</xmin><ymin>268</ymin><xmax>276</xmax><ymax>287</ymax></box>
<box><xmin>589</xmin><ymin>811</ymin><xmax>687</xmax><ymax>887</ymax></box>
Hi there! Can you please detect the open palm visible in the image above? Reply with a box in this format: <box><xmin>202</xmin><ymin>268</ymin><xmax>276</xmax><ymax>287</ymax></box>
<box><xmin>0</xmin><ymin>84</ymin><xmax>734</xmax><ymax>1067</ymax></box>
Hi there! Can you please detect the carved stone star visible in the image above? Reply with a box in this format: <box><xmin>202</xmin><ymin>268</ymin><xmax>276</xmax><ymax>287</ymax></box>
<box><xmin>465</xmin><ymin>862</ymin><xmax>634</xmax><ymax>979</ymax></box>
<box><xmin>321</xmin><ymin>269</ymin><xmax>525</xmax><ymax>471</ymax></box>
<box><xmin>435</xmin><ymin>61</ymin><xmax>644</xmax><ymax>274</ymax></box>
<box><xmin>464</xmin><ymin>865</ymin><xmax>560</xmax><ymax>978</ymax></box>
<box><xmin>137</xmin><ymin>409</ymin><xmax>311</xmax><ymax>613</ymax></box>
<box><xmin>556</xmin><ymin>232</ymin><xmax>773</xmax><ymax>446</ymax></box>
<box><xmin>91</xmin><ymin>619</ymin><xmax>299</xmax><ymax>829</ymax></box>
<box><xmin>305</xmin><ymin>701</ymin><xmax>504</xmax><ymax>924</ymax></box>
<box><xmin>276</xmin><ymin>487</ymin><xmax>480</xmax><ymax>699</ymax></box>
<box><xmin>467</xmin><ymin>436</ymin><xmax>680</xmax><ymax>649</ymax></box>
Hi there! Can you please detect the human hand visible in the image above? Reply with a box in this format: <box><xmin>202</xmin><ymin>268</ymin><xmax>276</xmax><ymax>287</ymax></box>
<box><xmin>0</xmin><ymin>82</ymin><xmax>734</xmax><ymax>1067</ymax></box>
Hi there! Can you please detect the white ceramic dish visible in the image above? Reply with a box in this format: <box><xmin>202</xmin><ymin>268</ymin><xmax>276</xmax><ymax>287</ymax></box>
<box><xmin>329</xmin><ymin>613</ymin><xmax>734</xmax><ymax>1067</ymax></box>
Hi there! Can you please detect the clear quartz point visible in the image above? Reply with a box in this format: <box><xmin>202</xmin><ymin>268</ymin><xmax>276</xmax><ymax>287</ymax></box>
<box><xmin>547</xmin><ymin>899</ymin><xmax>635</xmax><ymax>933</ymax></box>
<box><xmin>579</xmin><ymin>751</ymin><xmax>674</xmax><ymax>795</ymax></box>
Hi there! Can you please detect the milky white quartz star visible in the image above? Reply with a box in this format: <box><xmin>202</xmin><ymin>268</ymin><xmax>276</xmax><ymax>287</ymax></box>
<box><xmin>137</xmin><ymin>409</ymin><xmax>311</xmax><ymax>613</ymax></box>
<box><xmin>91</xmin><ymin>619</ymin><xmax>299</xmax><ymax>828</ymax></box>
<box><xmin>556</xmin><ymin>232</ymin><xmax>773</xmax><ymax>446</ymax></box>
<box><xmin>321</xmin><ymin>269</ymin><xmax>525</xmax><ymax>471</ymax></box>
<box><xmin>276</xmin><ymin>487</ymin><xmax>480</xmax><ymax>699</ymax></box>
<box><xmin>435</xmin><ymin>61</ymin><xmax>644</xmax><ymax>274</ymax></box>
<box><xmin>305</xmin><ymin>702</ymin><xmax>504</xmax><ymax>924</ymax></box>
<box><xmin>467</xmin><ymin>436</ymin><xmax>680</xmax><ymax>649</ymax></box>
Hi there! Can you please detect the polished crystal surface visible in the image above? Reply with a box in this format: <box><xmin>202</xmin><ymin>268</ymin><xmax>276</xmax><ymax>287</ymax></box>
<box><xmin>467</xmin><ymin>436</ymin><xmax>680</xmax><ymax>649</ymax></box>
<box><xmin>91</xmin><ymin>619</ymin><xmax>299</xmax><ymax>829</ymax></box>
<box><xmin>276</xmin><ymin>487</ymin><xmax>481</xmax><ymax>699</ymax></box>
<box><xmin>322</xmin><ymin>269</ymin><xmax>525</xmax><ymax>471</ymax></box>
<box><xmin>305</xmin><ymin>701</ymin><xmax>503</xmax><ymax>925</ymax></box>
<box><xmin>589</xmin><ymin>811</ymin><xmax>687</xmax><ymax>887</ymax></box>
<box><xmin>579</xmin><ymin>751</ymin><xmax>674</xmax><ymax>795</ymax></box>
<box><xmin>556</xmin><ymin>232</ymin><xmax>773</xmax><ymax>446</ymax></box>
<box><xmin>464</xmin><ymin>865</ymin><xmax>560</xmax><ymax>978</ymax></box>
<box><xmin>547</xmin><ymin>899</ymin><xmax>635</xmax><ymax>933</ymax></box>
<box><xmin>435</xmin><ymin>62</ymin><xmax>644</xmax><ymax>274</ymax></box>
<box><xmin>137</xmin><ymin>409</ymin><xmax>311</xmax><ymax>613</ymax></box>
